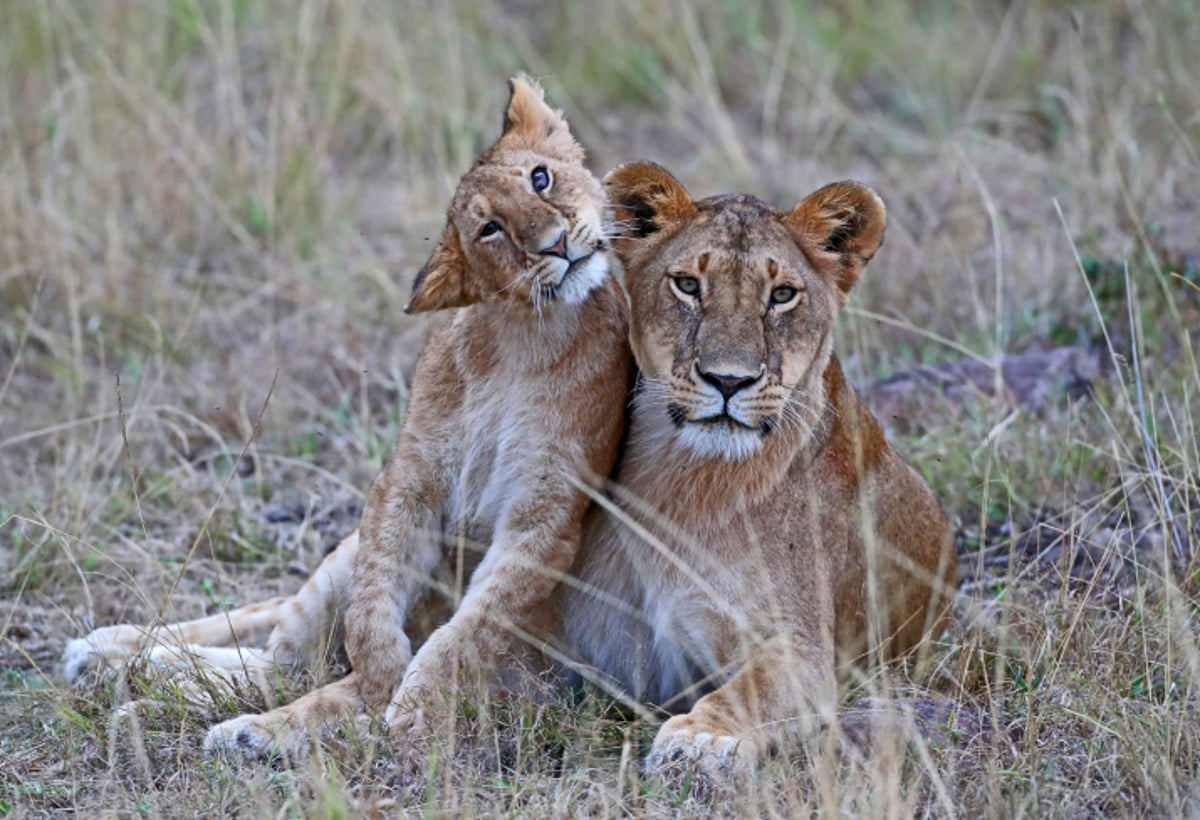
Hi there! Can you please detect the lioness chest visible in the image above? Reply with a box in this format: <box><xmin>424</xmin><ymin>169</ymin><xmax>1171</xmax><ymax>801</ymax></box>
<box><xmin>563</xmin><ymin>433</ymin><xmax>864</xmax><ymax>708</ymax></box>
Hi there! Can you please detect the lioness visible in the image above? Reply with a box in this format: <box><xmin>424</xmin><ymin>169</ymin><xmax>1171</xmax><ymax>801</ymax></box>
<box><xmin>557</xmin><ymin>162</ymin><xmax>957</xmax><ymax>779</ymax></box>
<box><xmin>64</xmin><ymin>76</ymin><xmax>634</xmax><ymax>758</ymax></box>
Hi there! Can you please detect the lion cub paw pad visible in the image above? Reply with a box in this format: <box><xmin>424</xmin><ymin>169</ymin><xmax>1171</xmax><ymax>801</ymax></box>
<box><xmin>204</xmin><ymin>715</ymin><xmax>300</xmax><ymax>762</ymax></box>
<box><xmin>62</xmin><ymin>637</ymin><xmax>125</xmax><ymax>685</ymax></box>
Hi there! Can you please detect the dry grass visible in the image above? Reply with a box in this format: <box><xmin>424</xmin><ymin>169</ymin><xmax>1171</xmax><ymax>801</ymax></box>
<box><xmin>1</xmin><ymin>0</ymin><xmax>1198</xmax><ymax>815</ymax></box>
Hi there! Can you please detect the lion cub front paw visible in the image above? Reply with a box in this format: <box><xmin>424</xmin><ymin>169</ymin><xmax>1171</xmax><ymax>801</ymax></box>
<box><xmin>385</xmin><ymin>680</ymin><xmax>457</xmax><ymax>743</ymax></box>
<box><xmin>384</xmin><ymin>697</ymin><xmax>426</xmax><ymax>737</ymax></box>
<box><xmin>644</xmin><ymin>715</ymin><xmax>758</xmax><ymax>793</ymax></box>
<box><xmin>204</xmin><ymin>713</ymin><xmax>304</xmax><ymax>762</ymax></box>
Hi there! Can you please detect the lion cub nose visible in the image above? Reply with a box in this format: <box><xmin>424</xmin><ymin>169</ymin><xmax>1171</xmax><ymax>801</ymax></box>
<box><xmin>538</xmin><ymin>230</ymin><xmax>570</xmax><ymax>259</ymax></box>
<box><xmin>699</xmin><ymin>369</ymin><xmax>760</xmax><ymax>401</ymax></box>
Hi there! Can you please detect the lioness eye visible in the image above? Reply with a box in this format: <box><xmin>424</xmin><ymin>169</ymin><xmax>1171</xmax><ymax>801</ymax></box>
<box><xmin>479</xmin><ymin>221</ymin><xmax>502</xmax><ymax>238</ymax></box>
<box><xmin>531</xmin><ymin>166</ymin><xmax>551</xmax><ymax>192</ymax></box>
<box><xmin>770</xmin><ymin>285</ymin><xmax>798</xmax><ymax>305</ymax></box>
<box><xmin>672</xmin><ymin>276</ymin><xmax>701</xmax><ymax>297</ymax></box>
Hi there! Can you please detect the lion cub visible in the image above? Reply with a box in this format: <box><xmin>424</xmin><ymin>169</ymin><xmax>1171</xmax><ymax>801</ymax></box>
<box><xmin>65</xmin><ymin>76</ymin><xmax>633</xmax><ymax>759</ymax></box>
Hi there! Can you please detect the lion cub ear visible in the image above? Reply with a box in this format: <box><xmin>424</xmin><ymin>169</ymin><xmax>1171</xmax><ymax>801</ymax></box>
<box><xmin>603</xmin><ymin>161</ymin><xmax>698</xmax><ymax>241</ymax></box>
<box><xmin>405</xmin><ymin>226</ymin><xmax>473</xmax><ymax>314</ymax></box>
<box><xmin>782</xmin><ymin>181</ymin><xmax>886</xmax><ymax>305</ymax></box>
<box><xmin>501</xmin><ymin>74</ymin><xmax>582</xmax><ymax>162</ymax></box>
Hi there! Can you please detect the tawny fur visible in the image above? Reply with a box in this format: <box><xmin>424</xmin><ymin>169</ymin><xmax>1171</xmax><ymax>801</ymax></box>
<box><xmin>556</xmin><ymin>162</ymin><xmax>957</xmax><ymax>781</ymax></box>
<box><xmin>62</xmin><ymin>152</ymin><xmax>954</xmax><ymax>783</ymax></box>
<box><xmin>64</xmin><ymin>76</ymin><xmax>634</xmax><ymax>759</ymax></box>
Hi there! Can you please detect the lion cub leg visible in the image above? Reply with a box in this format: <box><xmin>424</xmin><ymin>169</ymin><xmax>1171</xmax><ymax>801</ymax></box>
<box><xmin>384</xmin><ymin>480</ymin><xmax>588</xmax><ymax>736</ymax></box>
<box><xmin>255</xmin><ymin>528</ymin><xmax>358</xmax><ymax>673</ymax></box>
<box><xmin>63</xmin><ymin>597</ymin><xmax>287</xmax><ymax>686</ymax></box>
<box><xmin>203</xmin><ymin>445</ymin><xmax>448</xmax><ymax>759</ymax></box>
<box><xmin>63</xmin><ymin>531</ymin><xmax>358</xmax><ymax>692</ymax></box>
<box><xmin>343</xmin><ymin>445</ymin><xmax>447</xmax><ymax>711</ymax></box>
<box><xmin>645</xmin><ymin>635</ymin><xmax>837</xmax><ymax>784</ymax></box>
<box><xmin>204</xmin><ymin>671</ymin><xmax>365</xmax><ymax>759</ymax></box>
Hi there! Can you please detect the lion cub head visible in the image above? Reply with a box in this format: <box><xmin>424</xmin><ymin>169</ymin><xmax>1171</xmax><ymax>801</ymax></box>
<box><xmin>605</xmin><ymin>162</ymin><xmax>885</xmax><ymax>462</ymax></box>
<box><xmin>405</xmin><ymin>76</ymin><xmax>610</xmax><ymax>314</ymax></box>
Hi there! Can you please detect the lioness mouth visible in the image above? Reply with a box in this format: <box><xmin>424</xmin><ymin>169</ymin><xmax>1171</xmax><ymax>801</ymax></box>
<box><xmin>695</xmin><ymin>413</ymin><xmax>759</xmax><ymax>433</ymax></box>
<box><xmin>667</xmin><ymin>403</ymin><xmax>760</xmax><ymax>433</ymax></box>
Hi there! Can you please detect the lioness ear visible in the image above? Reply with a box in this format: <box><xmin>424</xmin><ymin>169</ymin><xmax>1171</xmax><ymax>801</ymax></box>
<box><xmin>501</xmin><ymin>74</ymin><xmax>581</xmax><ymax>161</ymax></box>
<box><xmin>603</xmin><ymin>161</ymin><xmax>697</xmax><ymax>240</ymax></box>
<box><xmin>405</xmin><ymin>227</ymin><xmax>472</xmax><ymax>314</ymax></box>
<box><xmin>781</xmin><ymin>181</ymin><xmax>886</xmax><ymax>305</ymax></box>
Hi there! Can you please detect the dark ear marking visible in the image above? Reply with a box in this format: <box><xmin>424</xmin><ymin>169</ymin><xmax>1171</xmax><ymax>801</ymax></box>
<box><xmin>409</xmin><ymin>264</ymin><xmax>431</xmax><ymax>296</ymax></box>
<box><xmin>780</xmin><ymin>180</ymin><xmax>886</xmax><ymax>304</ymax></box>
<box><xmin>502</xmin><ymin>77</ymin><xmax>517</xmax><ymax>135</ymax></box>
<box><xmin>823</xmin><ymin>212</ymin><xmax>865</xmax><ymax>253</ymax></box>
<box><xmin>615</xmin><ymin>192</ymin><xmax>662</xmax><ymax>238</ymax></box>
<box><xmin>603</xmin><ymin>161</ymin><xmax>697</xmax><ymax>241</ymax></box>
<box><xmin>405</xmin><ymin>224</ymin><xmax>471</xmax><ymax>313</ymax></box>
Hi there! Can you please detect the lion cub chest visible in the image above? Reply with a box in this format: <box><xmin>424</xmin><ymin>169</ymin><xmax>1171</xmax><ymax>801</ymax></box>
<box><xmin>439</xmin><ymin>309</ymin><xmax>588</xmax><ymax>546</ymax></box>
<box><xmin>449</xmin><ymin>379</ymin><xmax>543</xmax><ymax>542</ymax></box>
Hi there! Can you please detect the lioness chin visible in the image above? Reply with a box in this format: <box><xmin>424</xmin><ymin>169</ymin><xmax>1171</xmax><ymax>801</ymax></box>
<box><xmin>557</xmin><ymin>162</ymin><xmax>957</xmax><ymax>782</ymax></box>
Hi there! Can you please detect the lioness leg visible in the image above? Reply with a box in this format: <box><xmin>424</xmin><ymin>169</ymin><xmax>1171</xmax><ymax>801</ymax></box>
<box><xmin>644</xmin><ymin>635</ymin><xmax>837</xmax><ymax>782</ymax></box>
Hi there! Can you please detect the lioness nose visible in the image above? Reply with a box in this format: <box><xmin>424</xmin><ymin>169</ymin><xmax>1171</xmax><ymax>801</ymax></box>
<box><xmin>699</xmin><ymin>369</ymin><xmax>759</xmax><ymax>400</ymax></box>
<box><xmin>539</xmin><ymin>230</ymin><xmax>569</xmax><ymax>259</ymax></box>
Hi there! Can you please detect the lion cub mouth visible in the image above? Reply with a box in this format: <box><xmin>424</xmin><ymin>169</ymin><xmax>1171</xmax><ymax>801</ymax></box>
<box><xmin>540</xmin><ymin>249</ymin><xmax>603</xmax><ymax>304</ymax></box>
<box><xmin>560</xmin><ymin>251</ymin><xmax>595</xmax><ymax>283</ymax></box>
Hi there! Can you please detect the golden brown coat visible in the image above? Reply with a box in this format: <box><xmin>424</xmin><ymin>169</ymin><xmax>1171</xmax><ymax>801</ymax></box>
<box><xmin>559</xmin><ymin>162</ymin><xmax>956</xmax><ymax>779</ymax></box>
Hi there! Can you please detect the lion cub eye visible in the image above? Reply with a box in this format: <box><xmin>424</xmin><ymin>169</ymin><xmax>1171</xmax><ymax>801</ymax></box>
<box><xmin>531</xmin><ymin>166</ymin><xmax>552</xmax><ymax>192</ymax></box>
<box><xmin>479</xmin><ymin>221</ymin><xmax>502</xmax><ymax>239</ymax></box>
<box><xmin>769</xmin><ymin>285</ymin><xmax>799</xmax><ymax>306</ymax></box>
<box><xmin>670</xmin><ymin>275</ymin><xmax>701</xmax><ymax>299</ymax></box>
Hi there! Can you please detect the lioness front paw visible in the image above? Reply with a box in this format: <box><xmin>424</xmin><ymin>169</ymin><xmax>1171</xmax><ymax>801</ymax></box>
<box><xmin>644</xmin><ymin>715</ymin><xmax>758</xmax><ymax>794</ymax></box>
<box><xmin>204</xmin><ymin>713</ymin><xmax>304</xmax><ymax>762</ymax></box>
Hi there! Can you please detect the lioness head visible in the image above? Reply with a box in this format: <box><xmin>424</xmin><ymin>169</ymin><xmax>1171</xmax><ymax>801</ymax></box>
<box><xmin>605</xmin><ymin>162</ymin><xmax>885</xmax><ymax>461</ymax></box>
<box><xmin>406</xmin><ymin>76</ymin><xmax>609</xmax><ymax>314</ymax></box>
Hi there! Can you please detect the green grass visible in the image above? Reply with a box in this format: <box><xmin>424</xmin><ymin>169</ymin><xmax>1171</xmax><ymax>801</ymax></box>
<box><xmin>2</xmin><ymin>0</ymin><xmax>1198</xmax><ymax>815</ymax></box>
